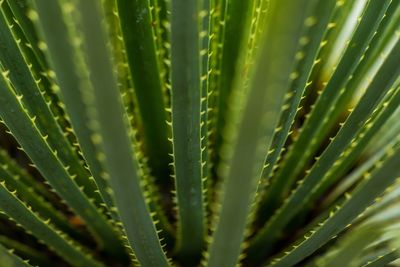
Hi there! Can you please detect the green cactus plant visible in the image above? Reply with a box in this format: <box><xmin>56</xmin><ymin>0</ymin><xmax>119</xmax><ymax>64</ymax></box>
<box><xmin>0</xmin><ymin>0</ymin><xmax>399</xmax><ymax>266</ymax></box>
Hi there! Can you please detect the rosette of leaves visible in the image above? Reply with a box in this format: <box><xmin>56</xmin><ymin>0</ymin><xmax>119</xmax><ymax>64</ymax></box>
<box><xmin>0</xmin><ymin>0</ymin><xmax>399</xmax><ymax>266</ymax></box>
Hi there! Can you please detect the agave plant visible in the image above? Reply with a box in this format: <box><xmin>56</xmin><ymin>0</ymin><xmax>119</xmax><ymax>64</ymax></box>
<box><xmin>0</xmin><ymin>0</ymin><xmax>399</xmax><ymax>266</ymax></box>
